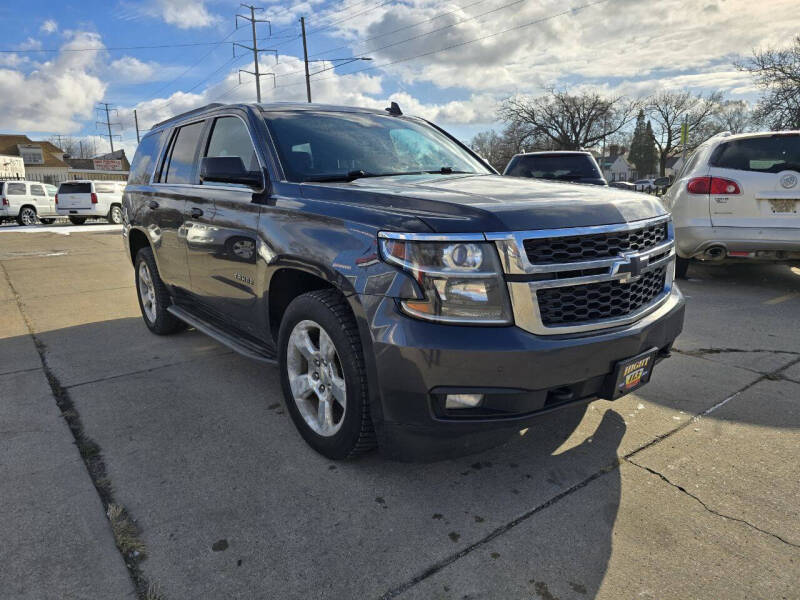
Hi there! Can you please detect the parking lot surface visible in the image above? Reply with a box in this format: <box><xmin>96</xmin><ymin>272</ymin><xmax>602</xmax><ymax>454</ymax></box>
<box><xmin>1</xmin><ymin>224</ymin><xmax>799</xmax><ymax>599</ymax></box>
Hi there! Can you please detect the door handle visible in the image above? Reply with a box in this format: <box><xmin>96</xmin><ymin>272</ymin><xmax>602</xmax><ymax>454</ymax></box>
<box><xmin>148</xmin><ymin>200</ymin><xmax>159</xmax><ymax>209</ymax></box>
<box><xmin>191</xmin><ymin>207</ymin><xmax>204</xmax><ymax>218</ymax></box>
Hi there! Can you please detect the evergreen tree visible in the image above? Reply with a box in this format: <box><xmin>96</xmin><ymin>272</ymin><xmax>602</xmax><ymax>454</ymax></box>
<box><xmin>628</xmin><ymin>109</ymin><xmax>658</xmax><ymax>176</ymax></box>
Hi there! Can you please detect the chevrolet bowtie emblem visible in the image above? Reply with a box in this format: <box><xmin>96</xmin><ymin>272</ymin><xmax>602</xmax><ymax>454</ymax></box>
<box><xmin>614</xmin><ymin>254</ymin><xmax>648</xmax><ymax>282</ymax></box>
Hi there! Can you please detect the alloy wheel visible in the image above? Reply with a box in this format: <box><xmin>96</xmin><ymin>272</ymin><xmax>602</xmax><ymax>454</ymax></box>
<box><xmin>20</xmin><ymin>208</ymin><xmax>37</xmax><ymax>226</ymax></box>
<box><xmin>137</xmin><ymin>261</ymin><xmax>157</xmax><ymax>323</ymax></box>
<box><xmin>286</xmin><ymin>319</ymin><xmax>347</xmax><ymax>437</ymax></box>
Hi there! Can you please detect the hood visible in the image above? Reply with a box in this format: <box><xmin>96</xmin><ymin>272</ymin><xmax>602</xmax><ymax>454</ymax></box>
<box><xmin>300</xmin><ymin>174</ymin><xmax>667</xmax><ymax>233</ymax></box>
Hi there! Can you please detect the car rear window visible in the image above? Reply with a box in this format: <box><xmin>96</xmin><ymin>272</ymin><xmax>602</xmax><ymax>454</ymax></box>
<box><xmin>709</xmin><ymin>134</ymin><xmax>800</xmax><ymax>173</ymax></box>
<box><xmin>506</xmin><ymin>154</ymin><xmax>602</xmax><ymax>180</ymax></box>
<box><xmin>94</xmin><ymin>183</ymin><xmax>117</xmax><ymax>193</ymax></box>
<box><xmin>59</xmin><ymin>182</ymin><xmax>92</xmax><ymax>194</ymax></box>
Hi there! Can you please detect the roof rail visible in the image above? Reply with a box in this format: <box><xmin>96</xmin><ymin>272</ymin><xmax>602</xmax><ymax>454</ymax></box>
<box><xmin>151</xmin><ymin>103</ymin><xmax>226</xmax><ymax>130</ymax></box>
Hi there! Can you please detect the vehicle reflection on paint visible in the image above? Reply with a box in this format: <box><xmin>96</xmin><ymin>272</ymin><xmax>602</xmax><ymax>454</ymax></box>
<box><xmin>180</xmin><ymin>220</ymin><xmax>256</xmax><ymax>264</ymax></box>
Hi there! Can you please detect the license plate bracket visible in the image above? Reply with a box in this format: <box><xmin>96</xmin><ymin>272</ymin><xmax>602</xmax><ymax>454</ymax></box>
<box><xmin>767</xmin><ymin>199</ymin><xmax>797</xmax><ymax>214</ymax></box>
<box><xmin>600</xmin><ymin>348</ymin><xmax>659</xmax><ymax>400</ymax></box>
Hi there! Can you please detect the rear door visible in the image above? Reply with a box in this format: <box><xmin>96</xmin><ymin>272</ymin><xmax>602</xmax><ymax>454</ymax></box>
<box><xmin>5</xmin><ymin>182</ymin><xmax>27</xmax><ymax>211</ymax></box>
<box><xmin>57</xmin><ymin>182</ymin><xmax>93</xmax><ymax>209</ymax></box>
<box><xmin>94</xmin><ymin>181</ymin><xmax>121</xmax><ymax>212</ymax></box>
<box><xmin>29</xmin><ymin>183</ymin><xmax>52</xmax><ymax>216</ymax></box>
<box><xmin>708</xmin><ymin>133</ymin><xmax>800</xmax><ymax>228</ymax></box>
<box><xmin>185</xmin><ymin>114</ymin><xmax>264</xmax><ymax>335</ymax></box>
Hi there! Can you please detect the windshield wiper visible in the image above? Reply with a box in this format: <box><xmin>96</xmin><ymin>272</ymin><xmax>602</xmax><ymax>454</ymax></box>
<box><xmin>421</xmin><ymin>167</ymin><xmax>475</xmax><ymax>175</ymax></box>
<box><xmin>303</xmin><ymin>168</ymin><xmax>479</xmax><ymax>183</ymax></box>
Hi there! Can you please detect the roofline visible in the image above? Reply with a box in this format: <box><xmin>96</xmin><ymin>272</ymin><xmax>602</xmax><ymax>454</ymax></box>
<box><xmin>512</xmin><ymin>150</ymin><xmax>592</xmax><ymax>156</ymax></box>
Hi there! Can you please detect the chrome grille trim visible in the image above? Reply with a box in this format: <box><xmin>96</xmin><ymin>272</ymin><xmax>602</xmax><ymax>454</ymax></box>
<box><xmin>490</xmin><ymin>215</ymin><xmax>676</xmax><ymax>335</ymax></box>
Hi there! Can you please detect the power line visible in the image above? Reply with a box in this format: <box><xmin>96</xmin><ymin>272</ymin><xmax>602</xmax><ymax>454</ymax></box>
<box><xmin>0</xmin><ymin>37</ymin><xmax>289</xmax><ymax>54</ymax></box>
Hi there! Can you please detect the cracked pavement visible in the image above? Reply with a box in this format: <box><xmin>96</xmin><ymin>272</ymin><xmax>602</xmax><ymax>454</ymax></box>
<box><xmin>1</xmin><ymin>226</ymin><xmax>798</xmax><ymax>599</ymax></box>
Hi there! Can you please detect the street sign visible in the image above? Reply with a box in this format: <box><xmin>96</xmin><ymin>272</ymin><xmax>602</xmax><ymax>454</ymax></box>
<box><xmin>93</xmin><ymin>159</ymin><xmax>123</xmax><ymax>171</ymax></box>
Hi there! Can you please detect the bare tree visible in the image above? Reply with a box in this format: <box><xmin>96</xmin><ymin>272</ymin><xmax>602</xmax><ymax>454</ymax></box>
<box><xmin>646</xmin><ymin>91</ymin><xmax>722</xmax><ymax>176</ymax></box>
<box><xmin>499</xmin><ymin>89</ymin><xmax>638</xmax><ymax>151</ymax></box>
<box><xmin>470</xmin><ymin>130</ymin><xmax>506</xmax><ymax>171</ymax></box>
<box><xmin>736</xmin><ymin>36</ymin><xmax>800</xmax><ymax>130</ymax></box>
<box><xmin>713</xmin><ymin>100</ymin><xmax>754</xmax><ymax>134</ymax></box>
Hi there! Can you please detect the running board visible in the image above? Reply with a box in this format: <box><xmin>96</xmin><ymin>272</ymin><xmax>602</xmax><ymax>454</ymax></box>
<box><xmin>167</xmin><ymin>306</ymin><xmax>277</xmax><ymax>364</ymax></box>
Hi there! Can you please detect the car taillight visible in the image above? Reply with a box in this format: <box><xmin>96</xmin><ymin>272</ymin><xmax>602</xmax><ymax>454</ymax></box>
<box><xmin>1</xmin><ymin>197</ymin><xmax>7</xmax><ymax>206</ymax></box>
<box><xmin>54</xmin><ymin>194</ymin><xmax>58</xmax><ymax>204</ymax></box>
<box><xmin>91</xmin><ymin>193</ymin><xmax>98</xmax><ymax>204</ymax></box>
<box><xmin>687</xmin><ymin>177</ymin><xmax>740</xmax><ymax>195</ymax></box>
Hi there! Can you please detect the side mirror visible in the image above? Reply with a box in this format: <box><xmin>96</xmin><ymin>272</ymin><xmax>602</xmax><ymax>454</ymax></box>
<box><xmin>200</xmin><ymin>156</ymin><xmax>262</xmax><ymax>188</ymax></box>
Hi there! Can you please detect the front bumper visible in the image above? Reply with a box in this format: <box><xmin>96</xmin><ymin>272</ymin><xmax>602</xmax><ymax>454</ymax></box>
<box><xmin>365</xmin><ymin>286</ymin><xmax>685</xmax><ymax>458</ymax></box>
<box><xmin>676</xmin><ymin>225</ymin><xmax>800</xmax><ymax>259</ymax></box>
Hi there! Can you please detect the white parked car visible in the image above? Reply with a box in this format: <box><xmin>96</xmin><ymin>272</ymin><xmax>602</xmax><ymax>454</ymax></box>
<box><xmin>633</xmin><ymin>178</ymin><xmax>656</xmax><ymax>192</ymax></box>
<box><xmin>0</xmin><ymin>180</ymin><xmax>59</xmax><ymax>226</ymax></box>
<box><xmin>56</xmin><ymin>180</ymin><xmax>125</xmax><ymax>224</ymax></box>
<box><xmin>661</xmin><ymin>131</ymin><xmax>800</xmax><ymax>277</ymax></box>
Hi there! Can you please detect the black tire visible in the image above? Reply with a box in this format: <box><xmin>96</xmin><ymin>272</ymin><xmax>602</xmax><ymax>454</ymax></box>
<box><xmin>69</xmin><ymin>217</ymin><xmax>87</xmax><ymax>225</ymax></box>
<box><xmin>39</xmin><ymin>218</ymin><xmax>55</xmax><ymax>225</ymax></box>
<box><xmin>675</xmin><ymin>256</ymin><xmax>690</xmax><ymax>279</ymax></box>
<box><xmin>16</xmin><ymin>206</ymin><xmax>37</xmax><ymax>226</ymax></box>
<box><xmin>278</xmin><ymin>289</ymin><xmax>376</xmax><ymax>459</ymax></box>
<box><xmin>134</xmin><ymin>247</ymin><xmax>186</xmax><ymax>335</ymax></box>
<box><xmin>108</xmin><ymin>205</ymin><xmax>123</xmax><ymax>224</ymax></box>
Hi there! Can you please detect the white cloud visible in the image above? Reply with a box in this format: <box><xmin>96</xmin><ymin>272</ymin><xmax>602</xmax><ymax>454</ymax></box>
<box><xmin>40</xmin><ymin>19</ymin><xmax>58</xmax><ymax>34</ymax></box>
<box><xmin>0</xmin><ymin>31</ymin><xmax>106</xmax><ymax>133</ymax></box>
<box><xmin>109</xmin><ymin>56</ymin><xmax>157</xmax><ymax>83</ymax></box>
<box><xmin>126</xmin><ymin>0</ymin><xmax>221</xmax><ymax>29</ymax></box>
<box><xmin>18</xmin><ymin>37</ymin><xmax>42</xmax><ymax>51</ymax></box>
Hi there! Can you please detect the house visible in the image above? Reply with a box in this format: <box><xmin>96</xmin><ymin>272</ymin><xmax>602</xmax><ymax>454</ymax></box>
<box><xmin>64</xmin><ymin>149</ymin><xmax>130</xmax><ymax>182</ymax></box>
<box><xmin>599</xmin><ymin>153</ymin><xmax>636</xmax><ymax>182</ymax></box>
<box><xmin>665</xmin><ymin>156</ymin><xmax>685</xmax><ymax>178</ymax></box>
<box><xmin>0</xmin><ymin>135</ymin><xmax>70</xmax><ymax>184</ymax></box>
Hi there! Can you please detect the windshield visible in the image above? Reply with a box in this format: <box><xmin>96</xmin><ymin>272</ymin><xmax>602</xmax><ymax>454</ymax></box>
<box><xmin>709</xmin><ymin>134</ymin><xmax>800</xmax><ymax>173</ymax></box>
<box><xmin>263</xmin><ymin>111</ymin><xmax>490</xmax><ymax>182</ymax></box>
<box><xmin>506</xmin><ymin>154</ymin><xmax>602</xmax><ymax>180</ymax></box>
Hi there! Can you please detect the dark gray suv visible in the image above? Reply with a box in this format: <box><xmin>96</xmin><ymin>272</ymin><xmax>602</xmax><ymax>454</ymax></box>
<box><xmin>123</xmin><ymin>102</ymin><xmax>684</xmax><ymax>460</ymax></box>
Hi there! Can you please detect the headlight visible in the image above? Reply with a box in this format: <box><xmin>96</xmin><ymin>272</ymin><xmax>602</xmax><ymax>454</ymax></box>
<box><xmin>378</xmin><ymin>234</ymin><xmax>512</xmax><ymax>324</ymax></box>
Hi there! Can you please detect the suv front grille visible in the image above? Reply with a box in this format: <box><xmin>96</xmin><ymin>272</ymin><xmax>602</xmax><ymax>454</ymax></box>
<box><xmin>536</xmin><ymin>266</ymin><xmax>667</xmax><ymax>326</ymax></box>
<box><xmin>523</xmin><ymin>222</ymin><xmax>668</xmax><ymax>264</ymax></box>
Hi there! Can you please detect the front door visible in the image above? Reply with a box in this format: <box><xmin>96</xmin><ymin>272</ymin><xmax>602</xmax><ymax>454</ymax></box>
<box><xmin>184</xmin><ymin>115</ymin><xmax>264</xmax><ymax>336</ymax></box>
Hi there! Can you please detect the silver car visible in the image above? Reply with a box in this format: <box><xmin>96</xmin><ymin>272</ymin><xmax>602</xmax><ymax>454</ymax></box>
<box><xmin>661</xmin><ymin>131</ymin><xmax>800</xmax><ymax>277</ymax></box>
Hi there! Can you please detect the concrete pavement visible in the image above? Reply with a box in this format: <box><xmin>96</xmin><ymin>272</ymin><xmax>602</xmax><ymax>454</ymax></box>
<box><xmin>1</xmin><ymin>224</ymin><xmax>798</xmax><ymax>599</ymax></box>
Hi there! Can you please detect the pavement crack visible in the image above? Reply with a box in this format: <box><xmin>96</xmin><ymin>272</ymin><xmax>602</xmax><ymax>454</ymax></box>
<box><xmin>378</xmin><ymin>459</ymin><xmax>621</xmax><ymax>599</ymax></box>
<box><xmin>626</xmin><ymin>459</ymin><xmax>800</xmax><ymax>549</ymax></box>
<box><xmin>675</xmin><ymin>347</ymin><xmax>800</xmax><ymax>357</ymax></box>
<box><xmin>0</xmin><ymin>260</ymin><xmax>159</xmax><ymax>600</ymax></box>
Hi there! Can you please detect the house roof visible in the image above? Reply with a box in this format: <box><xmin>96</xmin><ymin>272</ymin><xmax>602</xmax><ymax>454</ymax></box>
<box><xmin>599</xmin><ymin>154</ymin><xmax>630</xmax><ymax>168</ymax></box>
<box><xmin>0</xmin><ymin>134</ymin><xmax>69</xmax><ymax>168</ymax></box>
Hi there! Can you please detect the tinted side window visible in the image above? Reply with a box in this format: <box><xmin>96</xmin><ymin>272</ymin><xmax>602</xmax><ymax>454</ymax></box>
<box><xmin>7</xmin><ymin>183</ymin><xmax>26</xmax><ymax>195</ymax></box>
<box><xmin>709</xmin><ymin>135</ymin><xmax>800</xmax><ymax>173</ymax></box>
<box><xmin>205</xmin><ymin>116</ymin><xmax>260</xmax><ymax>174</ymax></box>
<box><xmin>30</xmin><ymin>184</ymin><xmax>45</xmax><ymax>196</ymax></box>
<box><xmin>128</xmin><ymin>131</ymin><xmax>165</xmax><ymax>185</ymax></box>
<box><xmin>45</xmin><ymin>184</ymin><xmax>58</xmax><ymax>196</ymax></box>
<box><xmin>164</xmin><ymin>122</ymin><xmax>205</xmax><ymax>184</ymax></box>
<box><xmin>95</xmin><ymin>183</ymin><xmax>117</xmax><ymax>193</ymax></box>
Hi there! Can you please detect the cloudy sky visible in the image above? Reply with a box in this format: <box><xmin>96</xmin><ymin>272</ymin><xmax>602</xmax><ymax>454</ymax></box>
<box><xmin>1</xmin><ymin>0</ymin><xmax>798</xmax><ymax>158</ymax></box>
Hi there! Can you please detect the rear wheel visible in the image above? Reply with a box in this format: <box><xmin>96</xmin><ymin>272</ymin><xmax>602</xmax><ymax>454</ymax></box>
<box><xmin>675</xmin><ymin>257</ymin><xmax>690</xmax><ymax>279</ymax></box>
<box><xmin>69</xmin><ymin>216</ymin><xmax>87</xmax><ymax>225</ymax></box>
<box><xmin>134</xmin><ymin>247</ymin><xmax>185</xmax><ymax>335</ymax></box>
<box><xmin>108</xmin><ymin>205</ymin><xmax>123</xmax><ymax>224</ymax></box>
<box><xmin>278</xmin><ymin>289</ymin><xmax>376</xmax><ymax>459</ymax></box>
<box><xmin>16</xmin><ymin>206</ymin><xmax>37</xmax><ymax>226</ymax></box>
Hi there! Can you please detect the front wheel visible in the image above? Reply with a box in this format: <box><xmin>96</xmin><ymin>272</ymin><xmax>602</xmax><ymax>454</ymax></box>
<box><xmin>134</xmin><ymin>247</ymin><xmax>185</xmax><ymax>335</ymax></box>
<box><xmin>16</xmin><ymin>206</ymin><xmax>37</xmax><ymax>226</ymax></box>
<box><xmin>69</xmin><ymin>217</ymin><xmax>87</xmax><ymax>225</ymax></box>
<box><xmin>278</xmin><ymin>289</ymin><xmax>376</xmax><ymax>459</ymax></box>
<box><xmin>675</xmin><ymin>257</ymin><xmax>690</xmax><ymax>279</ymax></box>
<box><xmin>108</xmin><ymin>205</ymin><xmax>123</xmax><ymax>224</ymax></box>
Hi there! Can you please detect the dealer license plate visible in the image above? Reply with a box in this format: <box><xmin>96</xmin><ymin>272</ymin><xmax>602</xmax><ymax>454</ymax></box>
<box><xmin>606</xmin><ymin>348</ymin><xmax>658</xmax><ymax>400</ymax></box>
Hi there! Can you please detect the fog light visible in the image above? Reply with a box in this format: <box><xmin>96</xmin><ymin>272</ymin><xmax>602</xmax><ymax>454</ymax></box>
<box><xmin>445</xmin><ymin>393</ymin><xmax>484</xmax><ymax>409</ymax></box>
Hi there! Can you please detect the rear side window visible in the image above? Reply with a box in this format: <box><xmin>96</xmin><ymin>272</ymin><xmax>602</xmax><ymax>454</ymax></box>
<box><xmin>45</xmin><ymin>184</ymin><xmax>58</xmax><ymax>196</ymax></box>
<box><xmin>94</xmin><ymin>183</ymin><xmax>117</xmax><ymax>193</ymax></box>
<box><xmin>709</xmin><ymin>135</ymin><xmax>800</xmax><ymax>173</ymax></box>
<box><xmin>7</xmin><ymin>182</ymin><xmax>26</xmax><ymax>195</ymax></box>
<box><xmin>205</xmin><ymin>116</ymin><xmax>260</xmax><ymax>174</ymax></box>
<box><xmin>30</xmin><ymin>184</ymin><xmax>45</xmax><ymax>196</ymax></box>
<box><xmin>59</xmin><ymin>182</ymin><xmax>92</xmax><ymax>194</ymax></box>
<box><xmin>128</xmin><ymin>131</ymin><xmax>164</xmax><ymax>185</ymax></box>
<box><xmin>506</xmin><ymin>154</ymin><xmax>602</xmax><ymax>180</ymax></box>
<box><xmin>163</xmin><ymin>121</ymin><xmax>205</xmax><ymax>184</ymax></box>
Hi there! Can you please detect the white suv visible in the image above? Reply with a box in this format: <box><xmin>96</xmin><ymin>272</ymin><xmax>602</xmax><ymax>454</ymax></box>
<box><xmin>0</xmin><ymin>180</ymin><xmax>59</xmax><ymax>226</ymax></box>
<box><xmin>662</xmin><ymin>131</ymin><xmax>800</xmax><ymax>277</ymax></box>
<box><xmin>56</xmin><ymin>180</ymin><xmax>125</xmax><ymax>225</ymax></box>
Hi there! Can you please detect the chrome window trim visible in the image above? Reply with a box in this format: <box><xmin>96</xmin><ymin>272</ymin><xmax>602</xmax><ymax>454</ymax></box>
<box><xmin>378</xmin><ymin>231</ymin><xmax>487</xmax><ymax>242</ymax></box>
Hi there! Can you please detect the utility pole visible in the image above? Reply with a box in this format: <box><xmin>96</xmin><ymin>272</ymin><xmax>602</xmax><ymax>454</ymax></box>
<box><xmin>96</xmin><ymin>103</ymin><xmax>121</xmax><ymax>153</ymax></box>
<box><xmin>79</xmin><ymin>140</ymin><xmax>84</xmax><ymax>158</ymax></box>
<box><xmin>236</xmin><ymin>4</ymin><xmax>274</xmax><ymax>103</ymax></box>
<box><xmin>134</xmin><ymin>109</ymin><xmax>141</xmax><ymax>144</ymax></box>
<box><xmin>300</xmin><ymin>16</ymin><xmax>311</xmax><ymax>103</ymax></box>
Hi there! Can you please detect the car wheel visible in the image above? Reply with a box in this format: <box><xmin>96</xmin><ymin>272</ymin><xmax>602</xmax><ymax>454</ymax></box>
<box><xmin>108</xmin><ymin>205</ymin><xmax>123</xmax><ymax>224</ymax></box>
<box><xmin>69</xmin><ymin>217</ymin><xmax>87</xmax><ymax>225</ymax></box>
<box><xmin>278</xmin><ymin>289</ymin><xmax>376</xmax><ymax>459</ymax></box>
<box><xmin>16</xmin><ymin>206</ymin><xmax>37</xmax><ymax>226</ymax></box>
<box><xmin>134</xmin><ymin>247</ymin><xmax>186</xmax><ymax>335</ymax></box>
<box><xmin>39</xmin><ymin>218</ymin><xmax>55</xmax><ymax>225</ymax></box>
<box><xmin>675</xmin><ymin>257</ymin><xmax>690</xmax><ymax>279</ymax></box>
